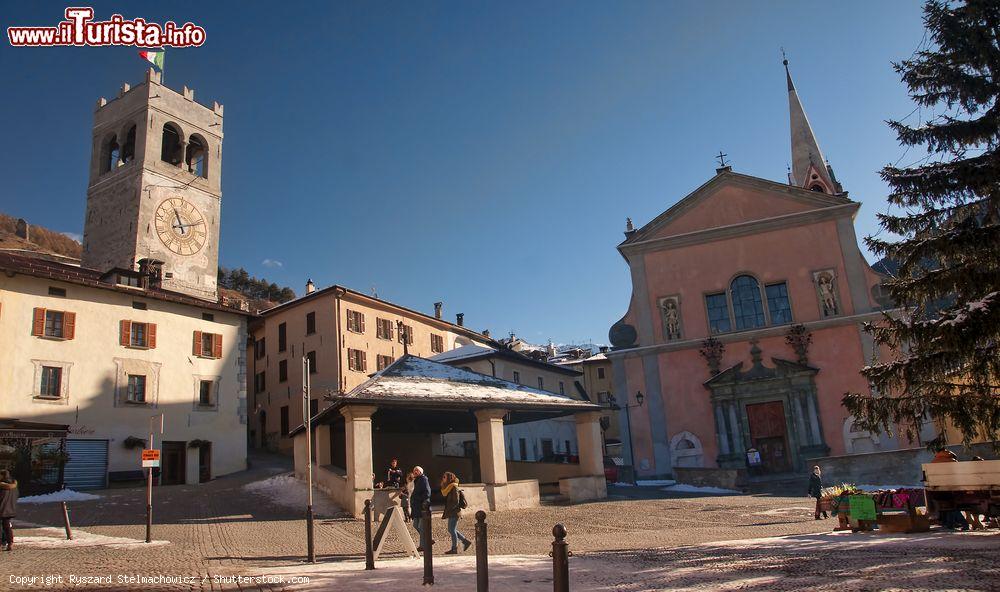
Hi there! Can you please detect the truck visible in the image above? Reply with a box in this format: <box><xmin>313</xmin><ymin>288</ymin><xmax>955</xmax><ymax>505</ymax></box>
<box><xmin>922</xmin><ymin>459</ymin><xmax>1000</xmax><ymax>525</ymax></box>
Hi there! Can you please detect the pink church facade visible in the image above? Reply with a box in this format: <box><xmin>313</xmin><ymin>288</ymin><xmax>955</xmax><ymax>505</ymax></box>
<box><xmin>607</xmin><ymin>63</ymin><xmax>896</xmax><ymax>478</ymax></box>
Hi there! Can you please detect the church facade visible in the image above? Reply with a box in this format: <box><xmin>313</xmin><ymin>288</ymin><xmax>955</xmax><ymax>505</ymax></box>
<box><xmin>607</xmin><ymin>62</ymin><xmax>897</xmax><ymax>478</ymax></box>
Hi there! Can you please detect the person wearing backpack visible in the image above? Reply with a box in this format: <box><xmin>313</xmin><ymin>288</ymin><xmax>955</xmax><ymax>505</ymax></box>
<box><xmin>439</xmin><ymin>471</ymin><xmax>471</xmax><ymax>554</ymax></box>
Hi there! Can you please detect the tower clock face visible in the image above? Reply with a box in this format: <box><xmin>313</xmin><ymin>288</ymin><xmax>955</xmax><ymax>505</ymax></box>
<box><xmin>154</xmin><ymin>197</ymin><xmax>208</xmax><ymax>255</ymax></box>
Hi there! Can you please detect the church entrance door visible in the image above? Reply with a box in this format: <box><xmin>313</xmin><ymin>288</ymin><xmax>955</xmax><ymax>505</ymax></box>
<box><xmin>746</xmin><ymin>401</ymin><xmax>790</xmax><ymax>473</ymax></box>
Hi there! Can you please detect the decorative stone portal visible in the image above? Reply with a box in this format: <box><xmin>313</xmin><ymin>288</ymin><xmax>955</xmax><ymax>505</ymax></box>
<box><xmin>704</xmin><ymin>342</ymin><xmax>829</xmax><ymax>473</ymax></box>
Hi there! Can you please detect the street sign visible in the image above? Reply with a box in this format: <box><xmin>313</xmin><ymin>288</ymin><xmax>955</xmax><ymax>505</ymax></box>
<box><xmin>141</xmin><ymin>448</ymin><xmax>161</xmax><ymax>468</ymax></box>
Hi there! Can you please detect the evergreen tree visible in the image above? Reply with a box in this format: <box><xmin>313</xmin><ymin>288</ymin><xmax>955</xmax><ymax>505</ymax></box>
<box><xmin>844</xmin><ymin>0</ymin><xmax>1000</xmax><ymax>447</ymax></box>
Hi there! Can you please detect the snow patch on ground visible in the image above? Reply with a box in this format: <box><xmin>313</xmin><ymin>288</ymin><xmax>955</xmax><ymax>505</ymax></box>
<box><xmin>662</xmin><ymin>484</ymin><xmax>741</xmax><ymax>495</ymax></box>
<box><xmin>19</xmin><ymin>489</ymin><xmax>101</xmax><ymax>504</ymax></box>
<box><xmin>12</xmin><ymin>522</ymin><xmax>168</xmax><ymax>549</ymax></box>
<box><xmin>242</xmin><ymin>472</ymin><xmax>344</xmax><ymax>517</ymax></box>
<box><xmin>855</xmin><ymin>484</ymin><xmax>923</xmax><ymax>491</ymax></box>
<box><xmin>613</xmin><ymin>480</ymin><xmax>677</xmax><ymax>487</ymax></box>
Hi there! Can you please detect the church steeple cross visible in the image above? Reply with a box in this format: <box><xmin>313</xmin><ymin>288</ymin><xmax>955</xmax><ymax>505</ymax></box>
<box><xmin>715</xmin><ymin>150</ymin><xmax>729</xmax><ymax>168</ymax></box>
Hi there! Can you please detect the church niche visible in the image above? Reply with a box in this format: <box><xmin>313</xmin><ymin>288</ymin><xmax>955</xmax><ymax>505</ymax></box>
<box><xmin>658</xmin><ymin>295</ymin><xmax>682</xmax><ymax>341</ymax></box>
<box><xmin>812</xmin><ymin>269</ymin><xmax>840</xmax><ymax>317</ymax></box>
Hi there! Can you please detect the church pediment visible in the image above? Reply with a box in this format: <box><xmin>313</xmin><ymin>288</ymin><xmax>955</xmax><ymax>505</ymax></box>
<box><xmin>621</xmin><ymin>171</ymin><xmax>854</xmax><ymax>246</ymax></box>
<box><xmin>705</xmin><ymin>355</ymin><xmax>817</xmax><ymax>387</ymax></box>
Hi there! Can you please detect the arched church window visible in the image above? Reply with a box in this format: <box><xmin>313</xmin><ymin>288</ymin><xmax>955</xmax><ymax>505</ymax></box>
<box><xmin>186</xmin><ymin>134</ymin><xmax>208</xmax><ymax>178</ymax></box>
<box><xmin>810</xmin><ymin>184</ymin><xmax>825</xmax><ymax>192</ymax></box>
<box><xmin>121</xmin><ymin>125</ymin><xmax>136</xmax><ymax>163</ymax></box>
<box><xmin>160</xmin><ymin>123</ymin><xmax>183</xmax><ymax>166</ymax></box>
<box><xmin>101</xmin><ymin>134</ymin><xmax>120</xmax><ymax>174</ymax></box>
<box><xmin>730</xmin><ymin>275</ymin><xmax>765</xmax><ymax>330</ymax></box>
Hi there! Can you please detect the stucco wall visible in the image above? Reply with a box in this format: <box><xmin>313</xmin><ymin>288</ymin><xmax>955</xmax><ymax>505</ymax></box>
<box><xmin>0</xmin><ymin>273</ymin><xmax>247</xmax><ymax>479</ymax></box>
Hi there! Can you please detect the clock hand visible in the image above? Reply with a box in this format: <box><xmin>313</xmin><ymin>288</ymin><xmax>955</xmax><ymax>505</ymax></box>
<box><xmin>172</xmin><ymin>209</ymin><xmax>187</xmax><ymax>235</ymax></box>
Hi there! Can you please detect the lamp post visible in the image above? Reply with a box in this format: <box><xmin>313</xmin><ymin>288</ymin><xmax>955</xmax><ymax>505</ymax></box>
<box><xmin>610</xmin><ymin>391</ymin><xmax>644</xmax><ymax>485</ymax></box>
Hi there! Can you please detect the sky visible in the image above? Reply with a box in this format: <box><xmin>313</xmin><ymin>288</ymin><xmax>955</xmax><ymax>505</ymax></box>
<box><xmin>0</xmin><ymin>1</ymin><xmax>928</xmax><ymax>345</ymax></box>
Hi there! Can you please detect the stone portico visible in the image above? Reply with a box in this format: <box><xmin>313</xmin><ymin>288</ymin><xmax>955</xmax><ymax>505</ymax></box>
<box><xmin>290</xmin><ymin>355</ymin><xmax>606</xmax><ymax>517</ymax></box>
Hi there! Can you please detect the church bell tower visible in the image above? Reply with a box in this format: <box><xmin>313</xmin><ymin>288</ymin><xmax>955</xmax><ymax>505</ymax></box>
<box><xmin>82</xmin><ymin>68</ymin><xmax>223</xmax><ymax>301</ymax></box>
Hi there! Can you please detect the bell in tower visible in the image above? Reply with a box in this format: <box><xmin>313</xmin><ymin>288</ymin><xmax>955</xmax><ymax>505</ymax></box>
<box><xmin>82</xmin><ymin>68</ymin><xmax>224</xmax><ymax>302</ymax></box>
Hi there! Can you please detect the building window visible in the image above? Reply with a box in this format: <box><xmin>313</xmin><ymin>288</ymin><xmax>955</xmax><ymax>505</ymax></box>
<box><xmin>537</xmin><ymin>376</ymin><xmax>544</xmax><ymax>390</ymax></box>
<box><xmin>347</xmin><ymin>310</ymin><xmax>365</xmax><ymax>333</ymax></box>
<box><xmin>306</xmin><ymin>311</ymin><xmax>316</xmax><ymax>335</ymax></box>
<box><xmin>255</xmin><ymin>337</ymin><xmax>266</xmax><ymax>359</ymax></box>
<box><xmin>705</xmin><ymin>292</ymin><xmax>732</xmax><ymax>334</ymax></box>
<box><xmin>280</xmin><ymin>406</ymin><xmax>289</xmax><ymax>436</ymax></box>
<box><xmin>765</xmin><ymin>282</ymin><xmax>793</xmax><ymax>325</ymax></box>
<box><xmin>161</xmin><ymin>123</ymin><xmax>183</xmax><ymax>165</ymax></box>
<box><xmin>132</xmin><ymin>301</ymin><xmax>147</xmax><ymax>310</ymax></box>
<box><xmin>131</xmin><ymin>322</ymin><xmax>148</xmax><ymax>347</ymax></box>
<box><xmin>559</xmin><ymin>381</ymin><xmax>565</xmax><ymax>395</ymax></box>
<box><xmin>186</xmin><ymin>134</ymin><xmax>208</xmax><ymax>178</ymax></box>
<box><xmin>45</xmin><ymin>310</ymin><xmax>64</xmax><ymax>338</ymax></box>
<box><xmin>39</xmin><ymin>366</ymin><xmax>62</xmax><ymax>398</ymax></box>
<box><xmin>278</xmin><ymin>322</ymin><xmax>287</xmax><ymax>352</ymax></box>
<box><xmin>398</xmin><ymin>323</ymin><xmax>414</xmax><ymax>345</ymax></box>
<box><xmin>377</xmin><ymin>354</ymin><xmax>394</xmax><ymax>371</ymax></box>
<box><xmin>120</xmin><ymin>320</ymin><xmax>156</xmax><ymax>349</ymax></box>
<box><xmin>512</xmin><ymin>371</ymin><xmax>521</xmax><ymax>384</ymax></box>
<box><xmin>278</xmin><ymin>360</ymin><xmax>288</xmax><ymax>383</ymax></box>
<box><xmin>431</xmin><ymin>334</ymin><xmax>444</xmax><ymax>353</ymax></box>
<box><xmin>519</xmin><ymin>438</ymin><xmax>528</xmax><ymax>461</ymax></box>
<box><xmin>307</xmin><ymin>350</ymin><xmax>317</xmax><ymax>374</ymax></box>
<box><xmin>731</xmin><ymin>275</ymin><xmax>765</xmax><ymax>330</ymax></box>
<box><xmin>376</xmin><ymin>318</ymin><xmax>393</xmax><ymax>340</ymax></box>
<box><xmin>598</xmin><ymin>391</ymin><xmax>611</xmax><ymax>406</ymax></box>
<box><xmin>199</xmin><ymin>380</ymin><xmax>213</xmax><ymax>406</ymax></box>
<box><xmin>202</xmin><ymin>312</ymin><xmax>214</xmax><ymax>322</ymax></box>
<box><xmin>541</xmin><ymin>438</ymin><xmax>554</xmax><ymax>460</ymax></box>
<box><xmin>597</xmin><ymin>367</ymin><xmax>606</xmax><ymax>379</ymax></box>
<box><xmin>127</xmin><ymin>374</ymin><xmax>147</xmax><ymax>403</ymax></box>
<box><xmin>348</xmin><ymin>348</ymin><xmax>366</xmax><ymax>372</ymax></box>
<box><xmin>48</xmin><ymin>286</ymin><xmax>67</xmax><ymax>297</ymax></box>
<box><xmin>255</xmin><ymin>371</ymin><xmax>266</xmax><ymax>394</ymax></box>
<box><xmin>118</xmin><ymin>274</ymin><xmax>141</xmax><ymax>288</ymax></box>
<box><xmin>195</xmin><ymin>332</ymin><xmax>223</xmax><ymax>358</ymax></box>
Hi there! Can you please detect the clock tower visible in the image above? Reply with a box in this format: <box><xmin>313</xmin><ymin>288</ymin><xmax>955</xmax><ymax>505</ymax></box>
<box><xmin>82</xmin><ymin>68</ymin><xmax>223</xmax><ymax>301</ymax></box>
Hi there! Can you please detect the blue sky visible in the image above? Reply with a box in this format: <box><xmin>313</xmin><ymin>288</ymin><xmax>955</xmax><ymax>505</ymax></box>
<box><xmin>1</xmin><ymin>1</ymin><xmax>926</xmax><ymax>345</ymax></box>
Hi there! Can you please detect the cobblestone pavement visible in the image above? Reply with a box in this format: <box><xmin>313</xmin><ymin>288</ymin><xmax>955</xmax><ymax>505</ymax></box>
<box><xmin>4</xmin><ymin>454</ymin><xmax>995</xmax><ymax>591</ymax></box>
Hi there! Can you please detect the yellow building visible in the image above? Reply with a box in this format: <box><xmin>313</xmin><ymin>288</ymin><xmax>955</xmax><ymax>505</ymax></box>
<box><xmin>557</xmin><ymin>349</ymin><xmax>622</xmax><ymax>458</ymax></box>
<box><xmin>248</xmin><ymin>286</ymin><xmax>493</xmax><ymax>452</ymax></box>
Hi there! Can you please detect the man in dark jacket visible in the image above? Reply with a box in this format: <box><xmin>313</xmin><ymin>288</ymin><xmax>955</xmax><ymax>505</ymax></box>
<box><xmin>0</xmin><ymin>469</ymin><xmax>18</xmax><ymax>551</ymax></box>
<box><xmin>410</xmin><ymin>466</ymin><xmax>431</xmax><ymax>550</ymax></box>
<box><xmin>808</xmin><ymin>465</ymin><xmax>827</xmax><ymax>520</ymax></box>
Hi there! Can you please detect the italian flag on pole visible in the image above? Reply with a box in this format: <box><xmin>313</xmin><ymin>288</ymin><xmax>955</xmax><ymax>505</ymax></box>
<box><xmin>138</xmin><ymin>50</ymin><xmax>165</xmax><ymax>70</ymax></box>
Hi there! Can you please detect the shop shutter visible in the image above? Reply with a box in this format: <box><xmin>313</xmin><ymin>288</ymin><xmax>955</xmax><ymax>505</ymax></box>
<box><xmin>63</xmin><ymin>311</ymin><xmax>76</xmax><ymax>340</ymax></box>
<box><xmin>193</xmin><ymin>330</ymin><xmax>203</xmax><ymax>356</ymax></box>
<box><xmin>212</xmin><ymin>333</ymin><xmax>223</xmax><ymax>358</ymax></box>
<box><xmin>147</xmin><ymin>323</ymin><xmax>157</xmax><ymax>349</ymax></box>
<box><xmin>64</xmin><ymin>439</ymin><xmax>109</xmax><ymax>490</ymax></box>
<box><xmin>32</xmin><ymin>307</ymin><xmax>46</xmax><ymax>336</ymax></box>
<box><xmin>120</xmin><ymin>320</ymin><xmax>132</xmax><ymax>346</ymax></box>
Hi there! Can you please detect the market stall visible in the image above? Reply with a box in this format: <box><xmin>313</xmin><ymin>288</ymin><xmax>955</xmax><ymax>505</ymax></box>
<box><xmin>824</xmin><ymin>485</ymin><xmax>929</xmax><ymax>533</ymax></box>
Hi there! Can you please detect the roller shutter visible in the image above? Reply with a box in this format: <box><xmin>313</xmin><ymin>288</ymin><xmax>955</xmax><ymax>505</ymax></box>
<box><xmin>64</xmin><ymin>439</ymin><xmax>108</xmax><ymax>490</ymax></box>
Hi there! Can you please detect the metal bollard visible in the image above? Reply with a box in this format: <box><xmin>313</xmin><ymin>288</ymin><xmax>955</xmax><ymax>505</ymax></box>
<box><xmin>422</xmin><ymin>500</ymin><xmax>434</xmax><ymax>585</ymax></box>
<box><xmin>551</xmin><ymin>524</ymin><xmax>570</xmax><ymax>592</ymax></box>
<box><xmin>475</xmin><ymin>510</ymin><xmax>489</xmax><ymax>592</ymax></box>
<box><xmin>61</xmin><ymin>502</ymin><xmax>73</xmax><ymax>540</ymax></box>
<box><xmin>364</xmin><ymin>499</ymin><xmax>375</xmax><ymax>570</ymax></box>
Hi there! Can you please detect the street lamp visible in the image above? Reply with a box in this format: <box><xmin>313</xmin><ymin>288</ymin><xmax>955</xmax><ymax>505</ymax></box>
<box><xmin>609</xmin><ymin>391</ymin><xmax>644</xmax><ymax>485</ymax></box>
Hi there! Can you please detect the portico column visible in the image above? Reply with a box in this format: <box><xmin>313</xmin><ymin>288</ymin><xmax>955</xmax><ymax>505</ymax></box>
<box><xmin>575</xmin><ymin>411</ymin><xmax>604</xmax><ymax>477</ymax></box>
<box><xmin>475</xmin><ymin>409</ymin><xmax>509</xmax><ymax>485</ymax></box>
<box><xmin>341</xmin><ymin>405</ymin><xmax>378</xmax><ymax>493</ymax></box>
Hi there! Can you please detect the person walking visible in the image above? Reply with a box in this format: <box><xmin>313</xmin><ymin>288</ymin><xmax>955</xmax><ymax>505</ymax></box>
<box><xmin>410</xmin><ymin>466</ymin><xmax>431</xmax><ymax>551</ymax></box>
<box><xmin>0</xmin><ymin>469</ymin><xmax>18</xmax><ymax>551</ymax></box>
<box><xmin>440</xmin><ymin>472</ymin><xmax>471</xmax><ymax>554</ymax></box>
<box><xmin>808</xmin><ymin>465</ymin><xmax>827</xmax><ymax>520</ymax></box>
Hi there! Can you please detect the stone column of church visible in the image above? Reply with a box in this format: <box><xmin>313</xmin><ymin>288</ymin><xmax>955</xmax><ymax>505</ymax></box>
<box><xmin>713</xmin><ymin>403</ymin><xmax>731</xmax><ymax>455</ymax></box>
<box><xmin>805</xmin><ymin>391</ymin><xmax>823</xmax><ymax>445</ymax></box>
<box><xmin>727</xmin><ymin>403</ymin><xmax>744</xmax><ymax>452</ymax></box>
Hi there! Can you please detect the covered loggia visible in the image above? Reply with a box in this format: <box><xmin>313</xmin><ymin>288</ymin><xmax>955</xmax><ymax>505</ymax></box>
<box><xmin>290</xmin><ymin>355</ymin><xmax>607</xmax><ymax>518</ymax></box>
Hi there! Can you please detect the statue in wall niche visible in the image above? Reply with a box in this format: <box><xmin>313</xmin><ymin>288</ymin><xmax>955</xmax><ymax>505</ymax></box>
<box><xmin>814</xmin><ymin>271</ymin><xmax>839</xmax><ymax>317</ymax></box>
<box><xmin>659</xmin><ymin>296</ymin><xmax>682</xmax><ymax>341</ymax></box>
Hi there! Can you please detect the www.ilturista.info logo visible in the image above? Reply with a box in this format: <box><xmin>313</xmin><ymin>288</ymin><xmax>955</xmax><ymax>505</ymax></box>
<box><xmin>7</xmin><ymin>7</ymin><xmax>205</xmax><ymax>48</ymax></box>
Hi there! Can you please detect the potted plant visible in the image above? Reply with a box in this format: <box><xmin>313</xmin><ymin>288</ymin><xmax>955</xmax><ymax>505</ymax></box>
<box><xmin>123</xmin><ymin>436</ymin><xmax>147</xmax><ymax>449</ymax></box>
<box><xmin>188</xmin><ymin>439</ymin><xmax>210</xmax><ymax>449</ymax></box>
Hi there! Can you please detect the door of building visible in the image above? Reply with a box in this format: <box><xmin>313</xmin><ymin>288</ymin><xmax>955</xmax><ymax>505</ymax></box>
<box><xmin>746</xmin><ymin>401</ymin><xmax>790</xmax><ymax>473</ymax></box>
<box><xmin>161</xmin><ymin>441</ymin><xmax>186</xmax><ymax>485</ymax></box>
<box><xmin>198</xmin><ymin>443</ymin><xmax>212</xmax><ymax>483</ymax></box>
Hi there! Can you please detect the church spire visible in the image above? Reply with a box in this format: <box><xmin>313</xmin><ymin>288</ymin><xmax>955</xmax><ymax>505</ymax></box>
<box><xmin>784</xmin><ymin>56</ymin><xmax>841</xmax><ymax>194</ymax></box>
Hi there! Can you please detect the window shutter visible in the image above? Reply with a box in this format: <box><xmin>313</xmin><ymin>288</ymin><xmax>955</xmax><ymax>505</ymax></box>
<box><xmin>32</xmin><ymin>307</ymin><xmax>46</xmax><ymax>336</ymax></box>
<box><xmin>147</xmin><ymin>323</ymin><xmax>157</xmax><ymax>349</ymax></box>
<box><xmin>193</xmin><ymin>330</ymin><xmax>203</xmax><ymax>356</ymax></box>
<box><xmin>360</xmin><ymin>313</ymin><xmax>365</xmax><ymax>332</ymax></box>
<box><xmin>63</xmin><ymin>311</ymin><xmax>76</xmax><ymax>340</ymax></box>
<box><xmin>361</xmin><ymin>350</ymin><xmax>367</xmax><ymax>371</ymax></box>
<box><xmin>212</xmin><ymin>333</ymin><xmax>223</xmax><ymax>358</ymax></box>
<box><xmin>120</xmin><ymin>320</ymin><xmax>132</xmax><ymax>346</ymax></box>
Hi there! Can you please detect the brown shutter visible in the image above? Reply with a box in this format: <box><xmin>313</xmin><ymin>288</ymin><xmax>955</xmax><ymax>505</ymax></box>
<box><xmin>193</xmin><ymin>330</ymin><xmax>203</xmax><ymax>356</ymax></box>
<box><xmin>360</xmin><ymin>313</ymin><xmax>365</xmax><ymax>333</ymax></box>
<box><xmin>212</xmin><ymin>333</ymin><xmax>223</xmax><ymax>358</ymax></box>
<box><xmin>120</xmin><ymin>320</ymin><xmax>132</xmax><ymax>346</ymax></box>
<box><xmin>361</xmin><ymin>351</ymin><xmax>367</xmax><ymax>372</ymax></box>
<box><xmin>63</xmin><ymin>311</ymin><xmax>76</xmax><ymax>340</ymax></box>
<box><xmin>147</xmin><ymin>323</ymin><xmax>157</xmax><ymax>349</ymax></box>
<box><xmin>32</xmin><ymin>307</ymin><xmax>46</xmax><ymax>336</ymax></box>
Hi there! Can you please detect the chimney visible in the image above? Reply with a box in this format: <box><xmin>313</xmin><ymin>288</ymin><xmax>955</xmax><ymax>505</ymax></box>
<box><xmin>434</xmin><ymin>301</ymin><xmax>443</xmax><ymax>319</ymax></box>
<box><xmin>547</xmin><ymin>341</ymin><xmax>556</xmax><ymax>358</ymax></box>
<box><xmin>482</xmin><ymin>329</ymin><xmax>490</xmax><ymax>338</ymax></box>
<box><xmin>456</xmin><ymin>313</ymin><xmax>464</xmax><ymax>327</ymax></box>
<box><xmin>137</xmin><ymin>258</ymin><xmax>164</xmax><ymax>290</ymax></box>
<box><xmin>599</xmin><ymin>345</ymin><xmax>609</xmax><ymax>353</ymax></box>
<box><xmin>306</xmin><ymin>279</ymin><xmax>316</xmax><ymax>294</ymax></box>
<box><xmin>14</xmin><ymin>219</ymin><xmax>28</xmax><ymax>241</ymax></box>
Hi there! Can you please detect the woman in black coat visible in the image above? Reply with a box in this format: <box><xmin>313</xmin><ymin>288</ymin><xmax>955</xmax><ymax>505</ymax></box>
<box><xmin>0</xmin><ymin>469</ymin><xmax>18</xmax><ymax>551</ymax></box>
<box><xmin>808</xmin><ymin>465</ymin><xmax>827</xmax><ymax>520</ymax></box>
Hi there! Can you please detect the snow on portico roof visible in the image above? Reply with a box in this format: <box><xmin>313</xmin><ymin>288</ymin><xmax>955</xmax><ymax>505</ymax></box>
<box><xmin>346</xmin><ymin>355</ymin><xmax>597</xmax><ymax>409</ymax></box>
<box><xmin>427</xmin><ymin>343</ymin><xmax>497</xmax><ymax>363</ymax></box>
